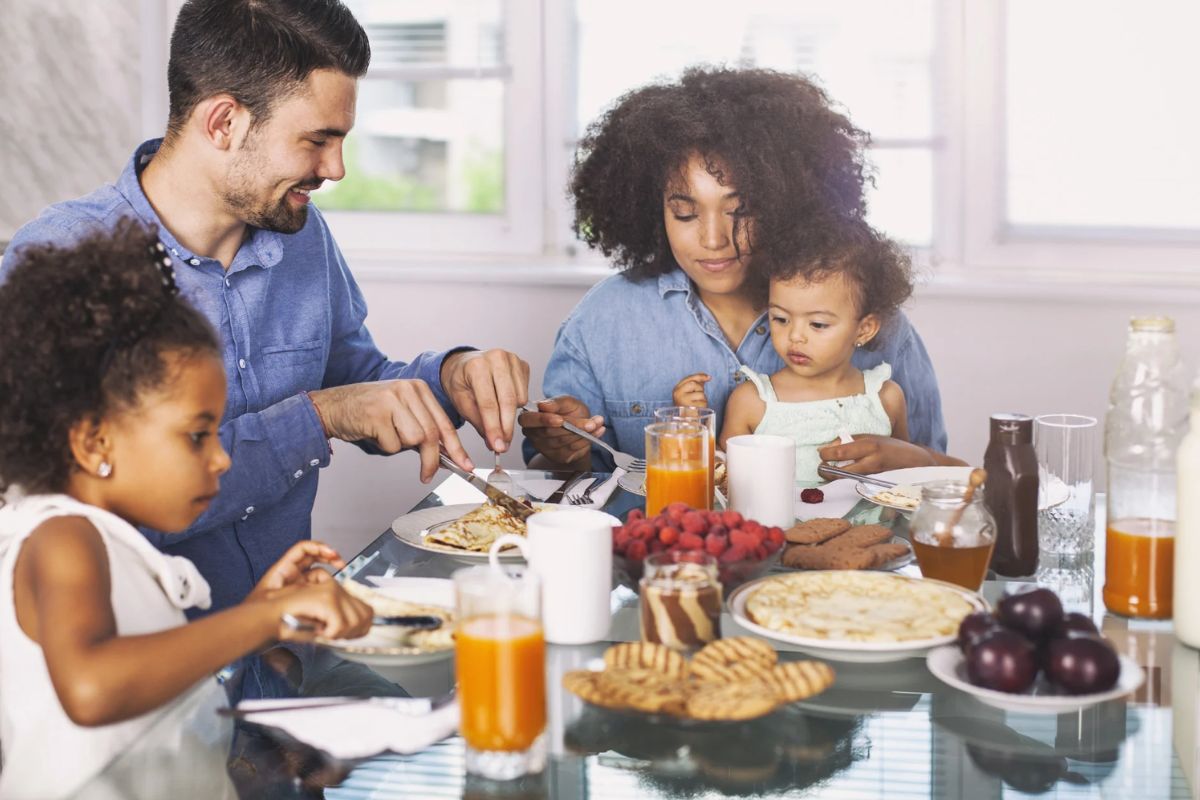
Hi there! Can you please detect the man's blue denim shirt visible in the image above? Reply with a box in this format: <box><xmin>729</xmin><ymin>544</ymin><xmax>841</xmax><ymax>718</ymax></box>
<box><xmin>526</xmin><ymin>269</ymin><xmax>948</xmax><ymax>470</ymax></box>
<box><xmin>0</xmin><ymin>139</ymin><xmax>466</xmax><ymax>613</ymax></box>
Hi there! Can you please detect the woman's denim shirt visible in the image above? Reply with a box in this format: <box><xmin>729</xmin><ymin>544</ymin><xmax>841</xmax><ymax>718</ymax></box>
<box><xmin>530</xmin><ymin>269</ymin><xmax>948</xmax><ymax>470</ymax></box>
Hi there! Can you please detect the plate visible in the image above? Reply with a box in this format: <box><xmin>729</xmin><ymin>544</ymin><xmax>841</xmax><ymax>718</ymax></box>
<box><xmin>391</xmin><ymin>502</ymin><xmax>564</xmax><ymax>562</ymax></box>
<box><xmin>618</xmin><ymin>470</ymin><xmax>646</xmax><ymax>497</ymax></box>
<box><xmin>727</xmin><ymin>572</ymin><xmax>988</xmax><ymax>663</ymax></box>
<box><xmin>854</xmin><ymin>466</ymin><xmax>1070</xmax><ymax>514</ymax></box>
<box><xmin>925</xmin><ymin>645</ymin><xmax>1144</xmax><ymax>715</ymax></box>
<box><xmin>316</xmin><ymin>578</ymin><xmax>456</xmax><ymax>667</ymax></box>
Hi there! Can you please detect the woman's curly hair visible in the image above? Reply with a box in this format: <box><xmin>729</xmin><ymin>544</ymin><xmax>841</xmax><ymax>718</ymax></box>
<box><xmin>0</xmin><ymin>219</ymin><xmax>220</xmax><ymax>495</ymax></box>
<box><xmin>571</xmin><ymin>66</ymin><xmax>871</xmax><ymax>285</ymax></box>
<box><xmin>768</xmin><ymin>221</ymin><xmax>914</xmax><ymax>350</ymax></box>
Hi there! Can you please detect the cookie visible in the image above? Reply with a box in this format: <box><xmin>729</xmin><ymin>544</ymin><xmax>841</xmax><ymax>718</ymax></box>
<box><xmin>782</xmin><ymin>543</ymin><xmax>876</xmax><ymax>570</ymax></box>
<box><xmin>785</xmin><ymin>518</ymin><xmax>851</xmax><ymax>545</ymax></box>
<box><xmin>829</xmin><ymin>524</ymin><xmax>893</xmax><ymax>549</ymax></box>
<box><xmin>690</xmin><ymin>658</ymin><xmax>775</xmax><ymax>684</ymax></box>
<box><xmin>685</xmin><ymin>680</ymin><xmax>778</xmax><ymax>721</ymax></box>
<box><xmin>603</xmin><ymin>641</ymin><xmax>687</xmax><ymax>678</ymax></box>
<box><xmin>768</xmin><ymin>660</ymin><xmax>836</xmax><ymax>703</ymax></box>
<box><xmin>867</xmin><ymin>542</ymin><xmax>911</xmax><ymax>567</ymax></box>
<box><xmin>562</xmin><ymin>670</ymin><xmax>609</xmax><ymax>706</ymax></box>
<box><xmin>693</xmin><ymin>636</ymin><xmax>777</xmax><ymax>671</ymax></box>
<box><xmin>597</xmin><ymin>668</ymin><xmax>688</xmax><ymax>715</ymax></box>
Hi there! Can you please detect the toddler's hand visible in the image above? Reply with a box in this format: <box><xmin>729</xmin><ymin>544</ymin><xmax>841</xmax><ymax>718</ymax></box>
<box><xmin>672</xmin><ymin>373</ymin><xmax>711</xmax><ymax>408</ymax></box>
<box><xmin>253</xmin><ymin>541</ymin><xmax>346</xmax><ymax>596</ymax></box>
<box><xmin>270</xmin><ymin>580</ymin><xmax>374</xmax><ymax>643</ymax></box>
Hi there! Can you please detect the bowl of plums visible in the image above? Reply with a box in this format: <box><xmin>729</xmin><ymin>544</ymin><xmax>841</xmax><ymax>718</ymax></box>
<box><xmin>925</xmin><ymin>587</ymin><xmax>1143</xmax><ymax>715</ymax></box>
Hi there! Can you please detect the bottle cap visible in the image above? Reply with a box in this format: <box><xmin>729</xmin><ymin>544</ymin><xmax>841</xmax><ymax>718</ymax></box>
<box><xmin>989</xmin><ymin>413</ymin><xmax>1033</xmax><ymax>444</ymax></box>
<box><xmin>1130</xmin><ymin>316</ymin><xmax>1175</xmax><ymax>333</ymax></box>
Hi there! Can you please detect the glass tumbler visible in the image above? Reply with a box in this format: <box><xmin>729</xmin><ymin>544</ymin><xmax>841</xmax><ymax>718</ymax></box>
<box><xmin>644</xmin><ymin>421</ymin><xmax>711</xmax><ymax>516</ymax></box>
<box><xmin>654</xmin><ymin>406</ymin><xmax>717</xmax><ymax>507</ymax></box>
<box><xmin>1034</xmin><ymin>414</ymin><xmax>1098</xmax><ymax>555</ymax></box>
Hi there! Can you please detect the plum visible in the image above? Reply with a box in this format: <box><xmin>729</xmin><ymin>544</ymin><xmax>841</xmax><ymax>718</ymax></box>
<box><xmin>966</xmin><ymin>629</ymin><xmax>1038</xmax><ymax>694</ymax></box>
<box><xmin>957</xmin><ymin>611</ymin><xmax>1003</xmax><ymax>655</ymax></box>
<box><xmin>1045</xmin><ymin>636</ymin><xmax>1120</xmax><ymax>695</ymax></box>
<box><xmin>1055</xmin><ymin>612</ymin><xmax>1100</xmax><ymax>639</ymax></box>
<box><xmin>997</xmin><ymin>588</ymin><xmax>1064</xmax><ymax>641</ymax></box>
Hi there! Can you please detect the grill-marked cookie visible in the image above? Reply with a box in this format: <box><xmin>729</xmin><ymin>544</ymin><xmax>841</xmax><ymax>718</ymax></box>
<box><xmin>686</xmin><ymin>680</ymin><xmax>778</xmax><ymax>721</ymax></box>
<box><xmin>785</xmin><ymin>518</ymin><xmax>851</xmax><ymax>545</ymax></box>
<box><xmin>603</xmin><ymin>641</ymin><xmax>687</xmax><ymax>678</ymax></box>
<box><xmin>562</xmin><ymin>670</ymin><xmax>609</xmax><ymax>706</ymax></box>
<box><xmin>690</xmin><ymin>657</ymin><xmax>775</xmax><ymax>684</ymax></box>
<box><xmin>597</xmin><ymin>668</ymin><xmax>688</xmax><ymax>714</ymax></box>
<box><xmin>693</xmin><ymin>636</ymin><xmax>777</xmax><ymax>671</ymax></box>
<box><xmin>769</xmin><ymin>660</ymin><xmax>836</xmax><ymax>703</ymax></box>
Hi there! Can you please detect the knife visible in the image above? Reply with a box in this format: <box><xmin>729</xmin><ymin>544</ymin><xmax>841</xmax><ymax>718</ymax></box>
<box><xmin>816</xmin><ymin>463</ymin><xmax>897</xmax><ymax>488</ymax></box>
<box><xmin>281</xmin><ymin>613</ymin><xmax>443</xmax><ymax>634</ymax></box>
<box><xmin>544</xmin><ymin>471</ymin><xmax>591</xmax><ymax>505</ymax></box>
<box><xmin>437</xmin><ymin>453</ymin><xmax>536</xmax><ymax>520</ymax></box>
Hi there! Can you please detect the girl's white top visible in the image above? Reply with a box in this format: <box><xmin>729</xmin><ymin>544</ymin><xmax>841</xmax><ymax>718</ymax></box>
<box><xmin>0</xmin><ymin>494</ymin><xmax>231</xmax><ymax>799</ymax></box>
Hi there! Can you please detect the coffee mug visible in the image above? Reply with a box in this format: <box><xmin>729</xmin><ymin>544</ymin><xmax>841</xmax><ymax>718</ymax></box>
<box><xmin>726</xmin><ymin>434</ymin><xmax>796</xmax><ymax>528</ymax></box>
<box><xmin>489</xmin><ymin>508</ymin><xmax>617</xmax><ymax>645</ymax></box>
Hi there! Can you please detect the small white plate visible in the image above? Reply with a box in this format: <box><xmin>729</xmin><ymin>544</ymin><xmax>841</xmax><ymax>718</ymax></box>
<box><xmin>316</xmin><ymin>578</ymin><xmax>456</xmax><ymax>667</ymax></box>
<box><xmin>925</xmin><ymin>645</ymin><xmax>1144</xmax><ymax>715</ymax></box>
<box><xmin>855</xmin><ymin>466</ymin><xmax>1071</xmax><ymax>514</ymax></box>
<box><xmin>726</xmin><ymin>572</ymin><xmax>987</xmax><ymax>663</ymax></box>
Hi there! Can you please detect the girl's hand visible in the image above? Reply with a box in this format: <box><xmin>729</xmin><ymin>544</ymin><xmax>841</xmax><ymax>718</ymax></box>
<box><xmin>672</xmin><ymin>373</ymin><xmax>711</xmax><ymax>407</ymax></box>
<box><xmin>269</xmin><ymin>580</ymin><xmax>374</xmax><ymax>643</ymax></box>
<box><xmin>252</xmin><ymin>541</ymin><xmax>346</xmax><ymax>596</ymax></box>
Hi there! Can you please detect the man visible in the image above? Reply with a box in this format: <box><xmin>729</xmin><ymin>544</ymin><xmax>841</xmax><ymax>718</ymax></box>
<box><xmin>0</xmin><ymin>0</ymin><xmax>529</xmax><ymax>612</ymax></box>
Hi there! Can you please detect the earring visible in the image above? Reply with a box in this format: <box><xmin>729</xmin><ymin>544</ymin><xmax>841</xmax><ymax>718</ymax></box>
<box><xmin>855</xmin><ymin>341</ymin><xmax>863</xmax><ymax>348</ymax></box>
<box><xmin>98</xmin><ymin>461</ymin><xmax>112</xmax><ymax>478</ymax></box>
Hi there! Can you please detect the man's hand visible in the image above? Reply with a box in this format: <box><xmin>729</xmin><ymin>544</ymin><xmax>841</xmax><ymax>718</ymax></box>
<box><xmin>519</xmin><ymin>395</ymin><xmax>606</xmax><ymax>468</ymax></box>
<box><xmin>308</xmin><ymin>380</ymin><xmax>471</xmax><ymax>482</ymax></box>
<box><xmin>672</xmin><ymin>373</ymin><xmax>711</xmax><ymax>408</ymax></box>
<box><xmin>817</xmin><ymin>435</ymin><xmax>961</xmax><ymax>474</ymax></box>
<box><xmin>440</xmin><ymin>349</ymin><xmax>531</xmax><ymax>453</ymax></box>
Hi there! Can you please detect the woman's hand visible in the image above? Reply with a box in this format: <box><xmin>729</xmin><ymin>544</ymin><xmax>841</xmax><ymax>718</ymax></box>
<box><xmin>518</xmin><ymin>395</ymin><xmax>605</xmax><ymax>468</ymax></box>
<box><xmin>251</xmin><ymin>541</ymin><xmax>345</xmax><ymax>598</ymax></box>
<box><xmin>268</xmin><ymin>580</ymin><xmax>374</xmax><ymax>643</ymax></box>
<box><xmin>817</xmin><ymin>435</ymin><xmax>966</xmax><ymax>474</ymax></box>
<box><xmin>671</xmin><ymin>373</ymin><xmax>711</xmax><ymax>407</ymax></box>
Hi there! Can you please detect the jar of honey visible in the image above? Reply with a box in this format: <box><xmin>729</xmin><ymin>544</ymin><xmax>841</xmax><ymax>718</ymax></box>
<box><xmin>911</xmin><ymin>480</ymin><xmax>997</xmax><ymax>591</ymax></box>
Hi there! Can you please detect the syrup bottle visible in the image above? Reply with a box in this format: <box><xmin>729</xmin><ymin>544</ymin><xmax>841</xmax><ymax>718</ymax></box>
<box><xmin>983</xmin><ymin>413</ymin><xmax>1039</xmax><ymax>577</ymax></box>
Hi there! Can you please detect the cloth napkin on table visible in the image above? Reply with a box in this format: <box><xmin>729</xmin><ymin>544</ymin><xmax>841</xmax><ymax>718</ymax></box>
<box><xmin>793</xmin><ymin>478</ymin><xmax>865</xmax><ymax>522</ymax></box>
<box><xmin>556</xmin><ymin>468</ymin><xmax>626</xmax><ymax>508</ymax></box>
<box><xmin>233</xmin><ymin>699</ymin><xmax>459</xmax><ymax>760</ymax></box>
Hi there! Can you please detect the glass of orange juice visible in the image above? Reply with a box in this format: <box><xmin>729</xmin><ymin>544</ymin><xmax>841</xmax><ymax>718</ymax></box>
<box><xmin>654</xmin><ymin>407</ymin><xmax>717</xmax><ymax>508</ymax></box>
<box><xmin>645</xmin><ymin>421</ymin><xmax>711</xmax><ymax>516</ymax></box>
<box><xmin>453</xmin><ymin>566</ymin><xmax>546</xmax><ymax>779</ymax></box>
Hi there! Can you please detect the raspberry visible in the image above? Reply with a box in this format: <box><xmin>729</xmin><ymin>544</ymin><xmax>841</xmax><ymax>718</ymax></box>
<box><xmin>767</xmin><ymin>526</ymin><xmax>785</xmax><ymax>545</ymax></box>
<box><xmin>800</xmin><ymin>488</ymin><xmax>825</xmax><ymax>504</ymax></box>
<box><xmin>630</xmin><ymin>521</ymin><xmax>655</xmax><ymax>540</ymax></box>
<box><xmin>626</xmin><ymin>508</ymin><xmax>645</xmax><ymax>523</ymax></box>
<box><xmin>704</xmin><ymin>533</ymin><xmax>728</xmax><ymax>557</ymax></box>
<box><xmin>659</xmin><ymin>525</ymin><xmax>680</xmax><ymax>545</ymax></box>
<box><xmin>681</xmin><ymin>511</ymin><xmax>709</xmax><ymax>535</ymax></box>
<box><xmin>625</xmin><ymin>540</ymin><xmax>648</xmax><ymax>561</ymax></box>
<box><xmin>613</xmin><ymin>529</ymin><xmax>632</xmax><ymax>549</ymax></box>
<box><xmin>720</xmin><ymin>510</ymin><xmax>744</xmax><ymax>528</ymax></box>
<box><xmin>720</xmin><ymin>544</ymin><xmax>749</xmax><ymax>563</ymax></box>
<box><xmin>648</xmin><ymin>538</ymin><xmax>667</xmax><ymax>553</ymax></box>
<box><xmin>729</xmin><ymin>529</ymin><xmax>757</xmax><ymax>550</ymax></box>
<box><xmin>679</xmin><ymin>532</ymin><xmax>705</xmax><ymax>551</ymax></box>
<box><xmin>708</xmin><ymin>523</ymin><xmax>728</xmax><ymax>539</ymax></box>
<box><xmin>763</xmin><ymin>537</ymin><xmax>782</xmax><ymax>554</ymax></box>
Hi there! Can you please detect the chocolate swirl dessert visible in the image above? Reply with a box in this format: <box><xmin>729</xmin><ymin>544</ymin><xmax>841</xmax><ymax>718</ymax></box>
<box><xmin>639</xmin><ymin>557</ymin><xmax>723</xmax><ymax>650</ymax></box>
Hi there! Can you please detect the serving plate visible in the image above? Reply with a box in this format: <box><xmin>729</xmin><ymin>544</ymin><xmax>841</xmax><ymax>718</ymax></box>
<box><xmin>727</xmin><ymin>572</ymin><xmax>987</xmax><ymax>663</ymax></box>
<box><xmin>315</xmin><ymin>578</ymin><xmax>456</xmax><ymax>667</ymax></box>
<box><xmin>854</xmin><ymin>466</ymin><xmax>1070</xmax><ymax>514</ymax></box>
<box><xmin>925</xmin><ymin>645</ymin><xmax>1143</xmax><ymax>715</ymax></box>
<box><xmin>390</xmin><ymin>502</ymin><xmax>565</xmax><ymax>562</ymax></box>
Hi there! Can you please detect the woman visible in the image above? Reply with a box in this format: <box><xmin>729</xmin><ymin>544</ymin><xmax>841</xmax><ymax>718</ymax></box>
<box><xmin>521</xmin><ymin>67</ymin><xmax>959</xmax><ymax>474</ymax></box>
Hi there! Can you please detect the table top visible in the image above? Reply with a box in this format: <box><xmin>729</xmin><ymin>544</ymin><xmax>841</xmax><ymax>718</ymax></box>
<box><xmin>88</xmin><ymin>470</ymin><xmax>1199</xmax><ymax>799</ymax></box>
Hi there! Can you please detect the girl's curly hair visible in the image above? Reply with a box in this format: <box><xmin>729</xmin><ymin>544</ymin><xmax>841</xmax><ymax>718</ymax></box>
<box><xmin>571</xmin><ymin>66</ymin><xmax>871</xmax><ymax>285</ymax></box>
<box><xmin>0</xmin><ymin>219</ymin><xmax>220</xmax><ymax>495</ymax></box>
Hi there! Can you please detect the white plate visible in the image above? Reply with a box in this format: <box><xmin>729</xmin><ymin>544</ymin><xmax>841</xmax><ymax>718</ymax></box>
<box><xmin>925</xmin><ymin>645</ymin><xmax>1144</xmax><ymax>715</ymax></box>
<box><xmin>727</xmin><ymin>572</ymin><xmax>988</xmax><ymax>663</ymax></box>
<box><xmin>854</xmin><ymin>466</ymin><xmax>1070</xmax><ymax>514</ymax></box>
<box><xmin>617</xmin><ymin>470</ymin><xmax>646</xmax><ymax>497</ymax></box>
<box><xmin>391</xmin><ymin>503</ymin><xmax>564</xmax><ymax>562</ymax></box>
<box><xmin>316</xmin><ymin>578</ymin><xmax>456</xmax><ymax>667</ymax></box>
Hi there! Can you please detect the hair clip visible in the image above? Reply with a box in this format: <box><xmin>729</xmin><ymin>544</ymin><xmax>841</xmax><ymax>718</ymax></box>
<box><xmin>149</xmin><ymin>242</ymin><xmax>179</xmax><ymax>296</ymax></box>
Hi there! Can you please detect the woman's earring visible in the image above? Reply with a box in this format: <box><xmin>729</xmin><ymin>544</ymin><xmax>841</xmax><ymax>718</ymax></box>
<box><xmin>98</xmin><ymin>461</ymin><xmax>113</xmax><ymax>478</ymax></box>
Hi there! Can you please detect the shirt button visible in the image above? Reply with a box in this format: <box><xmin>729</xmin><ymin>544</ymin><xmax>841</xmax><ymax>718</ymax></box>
<box><xmin>238</xmin><ymin>358</ymin><xmax>247</xmax><ymax>369</ymax></box>
<box><xmin>240</xmin><ymin>515</ymin><xmax>248</xmax><ymax>522</ymax></box>
<box><xmin>188</xmin><ymin>258</ymin><xmax>200</xmax><ymax>266</ymax></box>
<box><xmin>631</xmin><ymin>404</ymin><xmax>642</xmax><ymax>414</ymax></box>
<box><xmin>225</xmin><ymin>278</ymin><xmax>231</xmax><ymax>287</ymax></box>
<box><xmin>245</xmin><ymin>506</ymin><xmax>255</xmax><ymax>515</ymax></box>
<box><xmin>309</xmin><ymin>459</ymin><xmax>320</xmax><ymax>467</ymax></box>
<box><xmin>755</xmin><ymin>325</ymin><xmax>767</xmax><ymax>335</ymax></box>
<box><xmin>293</xmin><ymin>469</ymin><xmax>304</xmax><ymax>479</ymax></box>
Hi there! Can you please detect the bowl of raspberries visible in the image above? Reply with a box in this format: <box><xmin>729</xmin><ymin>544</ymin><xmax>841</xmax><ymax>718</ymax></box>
<box><xmin>611</xmin><ymin>502</ymin><xmax>786</xmax><ymax>593</ymax></box>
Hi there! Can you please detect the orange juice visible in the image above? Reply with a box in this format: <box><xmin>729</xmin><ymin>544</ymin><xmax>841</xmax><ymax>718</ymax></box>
<box><xmin>456</xmin><ymin>616</ymin><xmax>546</xmax><ymax>751</ymax></box>
<box><xmin>1104</xmin><ymin>518</ymin><xmax>1175</xmax><ymax>619</ymax></box>
<box><xmin>646</xmin><ymin>464</ymin><xmax>710</xmax><ymax>515</ymax></box>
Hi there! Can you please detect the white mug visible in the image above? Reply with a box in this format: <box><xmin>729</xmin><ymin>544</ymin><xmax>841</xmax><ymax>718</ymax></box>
<box><xmin>726</xmin><ymin>434</ymin><xmax>796</xmax><ymax>528</ymax></box>
<box><xmin>488</xmin><ymin>508</ymin><xmax>617</xmax><ymax>645</ymax></box>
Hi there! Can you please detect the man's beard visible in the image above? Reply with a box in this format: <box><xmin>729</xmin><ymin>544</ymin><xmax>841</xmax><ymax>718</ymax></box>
<box><xmin>224</xmin><ymin>148</ymin><xmax>311</xmax><ymax>234</ymax></box>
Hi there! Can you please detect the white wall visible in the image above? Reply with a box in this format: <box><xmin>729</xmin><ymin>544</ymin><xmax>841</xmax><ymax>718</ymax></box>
<box><xmin>311</xmin><ymin>272</ymin><xmax>1200</xmax><ymax>558</ymax></box>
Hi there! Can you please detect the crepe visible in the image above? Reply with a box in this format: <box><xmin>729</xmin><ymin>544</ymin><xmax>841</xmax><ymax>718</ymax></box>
<box><xmin>871</xmin><ymin>485</ymin><xmax>922</xmax><ymax>509</ymax></box>
<box><xmin>424</xmin><ymin>501</ymin><xmax>526</xmax><ymax>552</ymax></box>
<box><xmin>339</xmin><ymin>580</ymin><xmax>455</xmax><ymax>650</ymax></box>
<box><xmin>744</xmin><ymin>571</ymin><xmax>974</xmax><ymax>643</ymax></box>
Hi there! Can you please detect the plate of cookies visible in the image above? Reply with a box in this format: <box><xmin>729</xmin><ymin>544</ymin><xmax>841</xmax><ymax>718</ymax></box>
<box><xmin>562</xmin><ymin>639</ymin><xmax>836</xmax><ymax>725</ymax></box>
<box><xmin>781</xmin><ymin>518</ymin><xmax>913</xmax><ymax>572</ymax></box>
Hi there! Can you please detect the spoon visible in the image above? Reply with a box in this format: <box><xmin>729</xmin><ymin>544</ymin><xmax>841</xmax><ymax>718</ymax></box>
<box><xmin>939</xmin><ymin>468</ymin><xmax>987</xmax><ymax>547</ymax></box>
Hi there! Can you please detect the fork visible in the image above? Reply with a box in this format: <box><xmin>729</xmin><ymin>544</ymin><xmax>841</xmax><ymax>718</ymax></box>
<box><xmin>486</xmin><ymin>410</ymin><xmax>527</xmax><ymax>500</ymax></box>
<box><xmin>519</xmin><ymin>402</ymin><xmax>646</xmax><ymax>472</ymax></box>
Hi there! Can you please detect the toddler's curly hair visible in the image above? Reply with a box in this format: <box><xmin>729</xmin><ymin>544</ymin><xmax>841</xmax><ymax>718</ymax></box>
<box><xmin>0</xmin><ymin>219</ymin><xmax>219</xmax><ymax>495</ymax></box>
<box><xmin>570</xmin><ymin>66</ymin><xmax>870</xmax><ymax>290</ymax></box>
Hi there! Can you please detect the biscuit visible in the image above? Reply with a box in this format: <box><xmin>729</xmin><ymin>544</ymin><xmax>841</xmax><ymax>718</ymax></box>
<box><xmin>785</xmin><ymin>518</ymin><xmax>851</xmax><ymax>545</ymax></box>
<box><xmin>562</xmin><ymin>670</ymin><xmax>609</xmax><ymax>706</ymax></box>
<box><xmin>867</xmin><ymin>542</ymin><xmax>911</xmax><ymax>567</ymax></box>
<box><xmin>693</xmin><ymin>636</ymin><xmax>777</xmax><ymax>671</ymax></box>
<box><xmin>597</xmin><ymin>668</ymin><xmax>688</xmax><ymax>715</ymax></box>
<box><xmin>829</xmin><ymin>525</ymin><xmax>893</xmax><ymax>549</ymax></box>
<box><xmin>685</xmin><ymin>680</ymin><xmax>778</xmax><ymax>721</ymax></box>
<box><xmin>782</xmin><ymin>543</ymin><xmax>876</xmax><ymax>570</ymax></box>
<box><xmin>603</xmin><ymin>641</ymin><xmax>687</xmax><ymax>678</ymax></box>
<box><xmin>768</xmin><ymin>660</ymin><xmax>836</xmax><ymax>703</ymax></box>
<box><xmin>690</xmin><ymin>658</ymin><xmax>775</xmax><ymax>684</ymax></box>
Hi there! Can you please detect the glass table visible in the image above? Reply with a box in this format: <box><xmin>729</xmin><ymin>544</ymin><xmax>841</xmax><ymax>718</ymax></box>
<box><xmin>87</xmin><ymin>470</ymin><xmax>1199</xmax><ymax>799</ymax></box>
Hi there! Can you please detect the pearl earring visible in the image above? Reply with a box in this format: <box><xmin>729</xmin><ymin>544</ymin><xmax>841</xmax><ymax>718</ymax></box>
<box><xmin>98</xmin><ymin>462</ymin><xmax>112</xmax><ymax>478</ymax></box>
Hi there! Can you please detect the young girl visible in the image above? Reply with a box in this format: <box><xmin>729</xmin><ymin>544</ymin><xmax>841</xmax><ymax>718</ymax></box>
<box><xmin>0</xmin><ymin>221</ymin><xmax>373</xmax><ymax>799</ymax></box>
<box><xmin>706</xmin><ymin>225</ymin><xmax>914</xmax><ymax>483</ymax></box>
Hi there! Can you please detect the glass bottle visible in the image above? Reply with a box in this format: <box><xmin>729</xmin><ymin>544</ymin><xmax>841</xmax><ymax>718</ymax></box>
<box><xmin>983</xmin><ymin>414</ymin><xmax>1040</xmax><ymax>576</ymax></box>
<box><xmin>1103</xmin><ymin>316</ymin><xmax>1188</xmax><ymax>619</ymax></box>
<box><xmin>911</xmin><ymin>479</ymin><xmax>997</xmax><ymax>591</ymax></box>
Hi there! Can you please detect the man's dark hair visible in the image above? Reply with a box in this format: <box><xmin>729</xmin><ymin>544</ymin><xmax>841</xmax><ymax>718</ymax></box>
<box><xmin>165</xmin><ymin>0</ymin><xmax>371</xmax><ymax>139</ymax></box>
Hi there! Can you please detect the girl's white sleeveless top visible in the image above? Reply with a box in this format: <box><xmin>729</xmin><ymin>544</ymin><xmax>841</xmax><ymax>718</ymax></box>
<box><xmin>0</xmin><ymin>494</ymin><xmax>230</xmax><ymax>799</ymax></box>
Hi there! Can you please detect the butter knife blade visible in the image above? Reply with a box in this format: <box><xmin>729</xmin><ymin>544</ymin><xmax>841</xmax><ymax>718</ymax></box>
<box><xmin>437</xmin><ymin>453</ymin><xmax>535</xmax><ymax>520</ymax></box>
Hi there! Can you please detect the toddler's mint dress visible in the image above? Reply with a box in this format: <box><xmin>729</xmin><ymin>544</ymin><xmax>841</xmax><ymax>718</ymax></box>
<box><xmin>738</xmin><ymin>363</ymin><xmax>895</xmax><ymax>483</ymax></box>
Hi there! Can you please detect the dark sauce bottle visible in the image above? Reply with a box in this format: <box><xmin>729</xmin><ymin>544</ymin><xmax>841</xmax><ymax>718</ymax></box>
<box><xmin>983</xmin><ymin>414</ymin><xmax>1040</xmax><ymax>577</ymax></box>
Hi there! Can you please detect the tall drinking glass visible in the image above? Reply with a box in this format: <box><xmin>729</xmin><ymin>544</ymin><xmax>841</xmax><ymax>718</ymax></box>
<box><xmin>654</xmin><ymin>406</ymin><xmax>717</xmax><ymax>507</ymax></box>
<box><xmin>1035</xmin><ymin>414</ymin><xmax>1098</xmax><ymax>555</ymax></box>
<box><xmin>645</xmin><ymin>421</ymin><xmax>711</xmax><ymax>515</ymax></box>
<box><xmin>454</xmin><ymin>566</ymin><xmax>546</xmax><ymax>780</ymax></box>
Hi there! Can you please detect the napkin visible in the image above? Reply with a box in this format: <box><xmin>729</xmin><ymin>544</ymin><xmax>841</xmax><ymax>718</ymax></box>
<box><xmin>233</xmin><ymin>699</ymin><xmax>459</xmax><ymax>760</ymax></box>
<box><xmin>558</xmin><ymin>468</ymin><xmax>625</xmax><ymax>509</ymax></box>
<box><xmin>793</xmin><ymin>478</ymin><xmax>864</xmax><ymax>522</ymax></box>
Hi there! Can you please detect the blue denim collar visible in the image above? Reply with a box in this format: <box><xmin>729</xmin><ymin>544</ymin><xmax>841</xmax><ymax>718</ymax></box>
<box><xmin>656</xmin><ymin>268</ymin><xmax>692</xmax><ymax>298</ymax></box>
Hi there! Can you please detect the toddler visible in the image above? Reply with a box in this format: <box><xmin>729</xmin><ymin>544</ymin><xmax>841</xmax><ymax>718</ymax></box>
<box><xmin>0</xmin><ymin>221</ymin><xmax>373</xmax><ymax>798</ymax></box>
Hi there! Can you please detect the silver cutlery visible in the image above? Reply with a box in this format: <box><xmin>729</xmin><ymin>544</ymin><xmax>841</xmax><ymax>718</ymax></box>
<box><xmin>437</xmin><ymin>453</ymin><xmax>535</xmax><ymax>520</ymax></box>
<box><xmin>486</xmin><ymin>410</ymin><xmax>527</xmax><ymax>500</ymax></box>
<box><xmin>281</xmin><ymin>613</ymin><xmax>443</xmax><ymax>634</ymax></box>
<box><xmin>816</xmin><ymin>463</ymin><xmax>896</xmax><ymax>488</ymax></box>
<box><xmin>219</xmin><ymin>690</ymin><xmax>456</xmax><ymax>718</ymax></box>
<box><xmin>544</xmin><ymin>470</ymin><xmax>591</xmax><ymax>504</ymax></box>
<box><xmin>519</xmin><ymin>402</ymin><xmax>646</xmax><ymax>473</ymax></box>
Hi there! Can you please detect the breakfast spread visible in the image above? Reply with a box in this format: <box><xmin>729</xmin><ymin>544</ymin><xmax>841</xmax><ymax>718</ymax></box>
<box><xmin>781</xmin><ymin>520</ymin><xmax>911</xmax><ymax>570</ymax></box>
<box><xmin>743</xmin><ymin>571</ymin><xmax>975</xmax><ymax>643</ymax></box>
<box><xmin>639</xmin><ymin>556</ymin><xmax>723</xmax><ymax>650</ymax></box>
<box><xmin>339</xmin><ymin>580</ymin><xmax>455</xmax><ymax>651</ymax></box>
<box><xmin>563</xmin><ymin>639</ymin><xmax>835</xmax><ymax>722</ymax></box>
<box><xmin>424</xmin><ymin>501</ymin><xmax>528</xmax><ymax>552</ymax></box>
